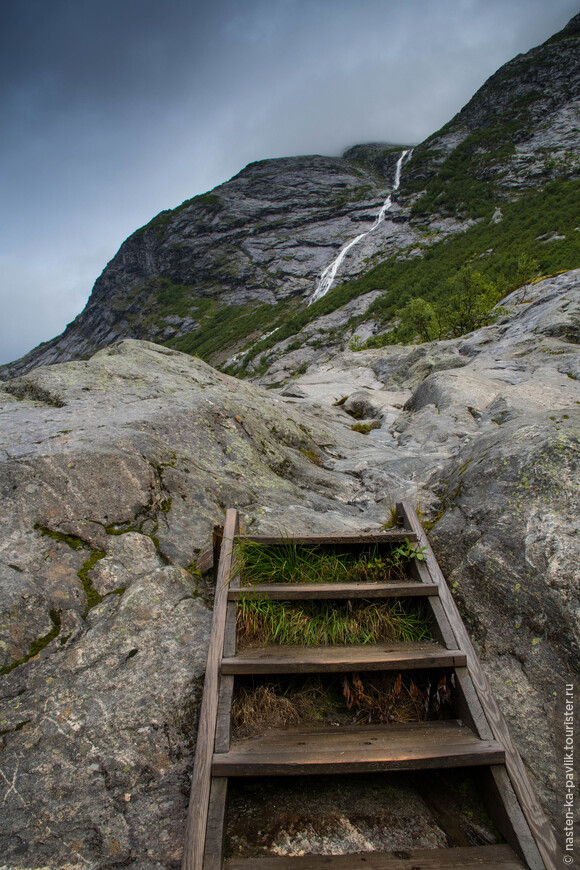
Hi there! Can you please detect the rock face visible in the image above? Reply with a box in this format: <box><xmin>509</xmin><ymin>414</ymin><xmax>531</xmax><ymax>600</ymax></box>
<box><xmin>404</xmin><ymin>14</ymin><xmax>580</xmax><ymax>197</ymax></box>
<box><xmin>1</xmin><ymin>267</ymin><xmax>579</xmax><ymax>866</ymax></box>
<box><xmin>1</xmin><ymin>15</ymin><xmax>580</xmax><ymax>867</ymax></box>
<box><xmin>0</xmin><ymin>153</ymin><xmax>415</xmax><ymax>376</ymax></box>
<box><xmin>3</xmin><ymin>16</ymin><xmax>579</xmax><ymax>379</ymax></box>
<box><xmin>0</xmin><ymin>340</ymin><xmax>390</xmax><ymax>869</ymax></box>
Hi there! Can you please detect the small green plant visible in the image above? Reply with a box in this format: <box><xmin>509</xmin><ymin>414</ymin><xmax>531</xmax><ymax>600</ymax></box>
<box><xmin>390</xmin><ymin>539</ymin><xmax>426</xmax><ymax>565</ymax></box>
<box><xmin>348</xmin><ymin>335</ymin><xmax>365</xmax><ymax>351</ymax></box>
<box><xmin>382</xmin><ymin>503</ymin><xmax>399</xmax><ymax>530</ymax></box>
<box><xmin>351</xmin><ymin>422</ymin><xmax>380</xmax><ymax>434</ymax></box>
<box><xmin>293</xmin><ymin>362</ymin><xmax>309</xmax><ymax>378</ymax></box>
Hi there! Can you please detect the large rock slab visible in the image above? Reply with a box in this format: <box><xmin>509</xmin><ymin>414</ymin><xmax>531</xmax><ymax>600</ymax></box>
<box><xmin>0</xmin><ymin>340</ymin><xmax>387</xmax><ymax>869</ymax></box>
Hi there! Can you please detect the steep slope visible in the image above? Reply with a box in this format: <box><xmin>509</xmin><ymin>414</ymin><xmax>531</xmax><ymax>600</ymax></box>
<box><xmin>404</xmin><ymin>12</ymin><xmax>580</xmax><ymax>212</ymax></box>
<box><xmin>0</xmin><ymin>151</ymin><xmax>415</xmax><ymax>375</ymax></box>
<box><xmin>3</xmin><ymin>14</ymin><xmax>579</xmax><ymax>381</ymax></box>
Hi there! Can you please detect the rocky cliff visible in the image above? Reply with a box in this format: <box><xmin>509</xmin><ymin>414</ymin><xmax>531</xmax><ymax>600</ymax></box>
<box><xmin>403</xmin><ymin>12</ymin><xmax>580</xmax><ymax>200</ymax></box>
<box><xmin>2</xmin><ymin>15</ymin><xmax>579</xmax><ymax>379</ymax></box>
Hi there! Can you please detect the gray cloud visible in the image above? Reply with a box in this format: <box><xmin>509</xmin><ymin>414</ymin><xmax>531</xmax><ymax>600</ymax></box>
<box><xmin>1</xmin><ymin>0</ymin><xmax>578</xmax><ymax>364</ymax></box>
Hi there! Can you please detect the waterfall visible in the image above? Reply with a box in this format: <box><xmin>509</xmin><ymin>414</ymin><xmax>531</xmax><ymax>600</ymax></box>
<box><xmin>308</xmin><ymin>148</ymin><xmax>412</xmax><ymax>306</ymax></box>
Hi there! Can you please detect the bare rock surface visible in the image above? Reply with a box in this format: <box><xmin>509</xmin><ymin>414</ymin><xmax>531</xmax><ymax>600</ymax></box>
<box><xmin>1</xmin><ymin>270</ymin><xmax>579</xmax><ymax>867</ymax></box>
<box><xmin>0</xmin><ymin>341</ymin><xmax>388</xmax><ymax>869</ymax></box>
<box><xmin>226</xmin><ymin>771</ymin><xmax>500</xmax><ymax>857</ymax></box>
<box><xmin>267</xmin><ymin>268</ymin><xmax>580</xmax><ymax>824</ymax></box>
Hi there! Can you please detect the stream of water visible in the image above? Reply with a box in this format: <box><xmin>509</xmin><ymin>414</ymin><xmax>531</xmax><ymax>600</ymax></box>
<box><xmin>308</xmin><ymin>148</ymin><xmax>412</xmax><ymax>306</ymax></box>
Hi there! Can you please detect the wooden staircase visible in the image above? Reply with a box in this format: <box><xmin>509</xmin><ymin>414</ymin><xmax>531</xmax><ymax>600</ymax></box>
<box><xmin>182</xmin><ymin>503</ymin><xmax>561</xmax><ymax>870</ymax></box>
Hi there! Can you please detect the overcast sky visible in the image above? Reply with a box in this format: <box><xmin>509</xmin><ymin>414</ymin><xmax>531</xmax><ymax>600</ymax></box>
<box><xmin>1</xmin><ymin>0</ymin><xmax>577</xmax><ymax>365</ymax></box>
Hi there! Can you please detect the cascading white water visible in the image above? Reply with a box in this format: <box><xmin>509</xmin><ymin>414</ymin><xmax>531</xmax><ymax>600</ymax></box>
<box><xmin>308</xmin><ymin>148</ymin><xmax>412</xmax><ymax>306</ymax></box>
<box><xmin>226</xmin><ymin>326</ymin><xmax>280</xmax><ymax>366</ymax></box>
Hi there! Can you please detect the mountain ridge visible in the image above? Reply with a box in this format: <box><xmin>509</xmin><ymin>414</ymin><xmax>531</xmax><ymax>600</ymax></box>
<box><xmin>2</xmin><ymin>14</ymin><xmax>579</xmax><ymax>382</ymax></box>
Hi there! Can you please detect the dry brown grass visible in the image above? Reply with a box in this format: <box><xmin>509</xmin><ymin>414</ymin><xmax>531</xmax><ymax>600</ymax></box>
<box><xmin>231</xmin><ymin>672</ymin><xmax>454</xmax><ymax>737</ymax></box>
<box><xmin>232</xmin><ymin>681</ymin><xmax>326</xmax><ymax>738</ymax></box>
<box><xmin>343</xmin><ymin>673</ymin><xmax>426</xmax><ymax>724</ymax></box>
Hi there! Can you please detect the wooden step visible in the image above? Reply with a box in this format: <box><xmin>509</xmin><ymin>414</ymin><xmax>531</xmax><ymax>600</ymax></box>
<box><xmin>212</xmin><ymin>720</ymin><xmax>504</xmax><ymax>776</ymax></box>
<box><xmin>224</xmin><ymin>844</ymin><xmax>525</xmax><ymax>869</ymax></box>
<box><xmin>240</xmin><ymin>531</ymin><xmax>418</xmax><ymax>546</ymax></box>
<box><xmin>222</xmin><ymin>642</ymin><xmax>466</xmax><ymax>674</ymax></box>
<box><xmin>230</xmin><ymin>582</ymin><xmax>438</xmax><ymax>600</ymax></box>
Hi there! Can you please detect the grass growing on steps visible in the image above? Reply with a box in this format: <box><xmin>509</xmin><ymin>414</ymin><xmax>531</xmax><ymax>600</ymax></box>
<box><xmin>236</xmin><ymin>538</ymin><xmax>425</xmax><ymax>586</ymax></box>
<box><xmin>236</xmin><ymin>598</ymin><xmax>432</xmax><ymax>646</ymax></box>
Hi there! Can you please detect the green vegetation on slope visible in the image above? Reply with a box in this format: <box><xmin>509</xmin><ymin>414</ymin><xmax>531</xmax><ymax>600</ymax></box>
<box><xmin>402</xmin><ymin>73</ymin><xmax>557</xmax><ymax>219</ymax></box>
<box><xmin>166</xmin><ymin>300</ymin><xmax>287</xmax><ymax>361</ymax></box>
<box><xmin>226</xmin><ymin>177</ymin><xmax>580</xmax><ymax>367</ymax></box>
<box><xmin>364</xmin><ymin>177</ymin><xmax>580</xmax><ymax>345</ymax></box>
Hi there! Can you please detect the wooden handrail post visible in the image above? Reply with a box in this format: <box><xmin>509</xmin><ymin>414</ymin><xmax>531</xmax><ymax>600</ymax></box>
<box><xmin>182</xmin><ymin>509</ymin><xmax>239</xmax><ymax>870</ymax></box>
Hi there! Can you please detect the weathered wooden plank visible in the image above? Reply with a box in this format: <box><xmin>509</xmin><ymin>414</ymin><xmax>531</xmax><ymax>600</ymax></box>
<box><xmin>222</xmin><ymin>642</ymin><xmax>466</xmax><ymax>674</ymax></box>
<box><xmin>214</xmin><ymin>553</ymin><xmax>240</xmax><ymax>756</ymax></box>
<box><xmin>214</xmin><ymin>675</ymin><xmax>234</xmax><ymax>755</ymax></box>
<box><xmin>480</xmin><ymin>766</ymin><xmax>545</xmax><ymax>870</ymax></box>
<box><xmin>410</xmin><ymin>558</ymin><xmax>458</xmax><ymax>650</ymax></box>
<box><xmin>181</xmin><ymin>509</ymin><xmax>239</xmax><ymax>870</ymax></box>
<box><xmin>195</xmin><ymin>546</ymin><xmax>214</xmax><ymax>576</ymax></box>
<box><xmin>453</xmin><ymin>667</ymin><xmax>494</xmax><ymax>740</ymax></box>
<box><xmin>427</xmin><ymin>595</ymin><xmax>458</xmax><ymax>650</ymax></box>
<box><xmin>397</xmin><ymin>500</ymin><xmax>560</xmax><ymax>870</ymax></box>
<box><xmin>240</xmin><ymin>531</ymin><xmax>418</xmax><ymax>546</ymax></box>
<box><xmin>230</xmin><ymin>582</ymin><xmax>437</xmax><ymax>600</ymax></box>
<box><xmin>212</xmin><ymin>525</ymin><xmax>224</xmax><ymax>582</ymax></box>
<box><xmin>202</xmin><ymin>777</ymin><xmax>228</xmax><ymax>870</ymax></box>
<box><xmin>224</xmin><ymin>844</ymin><xmax>525</xmax><ymax>869</ymax></box>
<box><xmin>224</xmin><ymin>556</ymin><xmax>240</xmax><ymax>657</ymax></box>
<box><xmin>213</xmin><ymin>720</ymin><xmax>504</xmax><ymax>776</ymax></box>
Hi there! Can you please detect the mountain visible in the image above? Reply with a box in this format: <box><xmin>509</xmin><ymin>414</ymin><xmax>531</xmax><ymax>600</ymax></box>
<box><xmin>1</xmin><ymin>16</ymin><xmax>580</xmax><ymax>867</ymax></box>
<box><xmin>2</xmin><ymin>13</ymin><xmax>579</xmax><ymax>381</ymax></box>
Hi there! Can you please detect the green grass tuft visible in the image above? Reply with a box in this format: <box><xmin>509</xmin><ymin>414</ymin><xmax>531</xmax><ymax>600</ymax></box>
<box><xmin>236</xmin><ymin>538</ymin><xmax>424</xmax><ymax>586</ymax></box>
<box><xmin>237</xmin><ymin>598</ymin><xmax>432</xmax><ymax>646</ymax></box>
